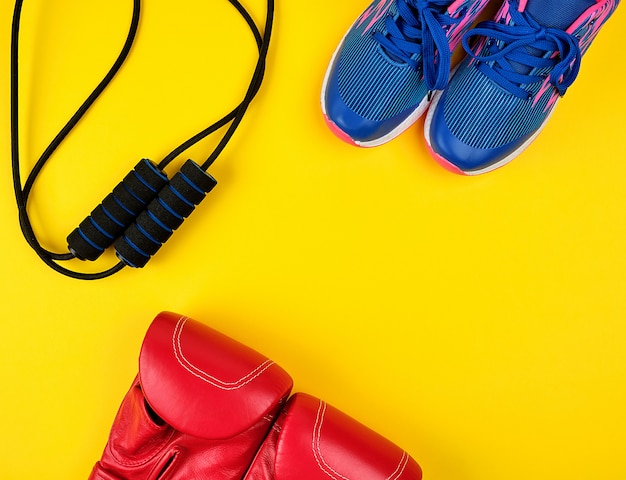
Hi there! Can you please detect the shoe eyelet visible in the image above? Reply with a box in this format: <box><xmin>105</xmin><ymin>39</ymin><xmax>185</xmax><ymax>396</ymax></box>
<box><xmin>456</xmin><ymin>7</ymin><xmax>468</xmax><ymax>18</ymax></box>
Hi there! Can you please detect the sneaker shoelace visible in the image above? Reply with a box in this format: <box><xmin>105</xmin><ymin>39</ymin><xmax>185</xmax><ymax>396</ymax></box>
<box><xmin>462</xmin><ymin>12</ymin><xmax>582</xmax><ymax>100</ymax></box>
<box><xmin>373</xmin><ymin>0</ymin><xmax>460</xmax><ymax>90</ymax></box>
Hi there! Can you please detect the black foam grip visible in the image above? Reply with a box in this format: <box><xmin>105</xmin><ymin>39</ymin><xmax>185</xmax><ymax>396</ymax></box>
<box><xmin>114</xmin><ymin>160</ymin><xmax>217</xmax><ymax>268</ymax></box>
<box><xmin>67</xmin><ymin>159</ymin><xmax>168</xmax><ymax>260</ymax></box>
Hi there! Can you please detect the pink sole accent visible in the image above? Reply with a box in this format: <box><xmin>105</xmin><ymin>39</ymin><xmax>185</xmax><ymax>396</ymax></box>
<box><xmin>323</xmin><ymin>115</ymin><xmax>362</xmax><ymax>147</ymax></box>
<box><xmin>426</xmin><ymin>142</ymin><xmax>467</xmax><ymax>175</ymax></box>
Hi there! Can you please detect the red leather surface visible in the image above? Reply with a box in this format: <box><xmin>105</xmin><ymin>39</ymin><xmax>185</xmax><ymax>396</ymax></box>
<box><xmin>245</xmin><ymin>393</ymin><xmax>422</xmax><ymax>480</ymax></box>
<box><xmin>89</xmin><ymin>312</ymin><xmax>421</xmax><ymax>480</ymax></box>
<box><xmin>139</xmin><ymin>312</ymin><xmax>294</xmax><ymax>440</ymax></box>
<box><xmin>89</xmin><ymin>312</ymin><xmax>293</xmax><ymax>480</ymax></box>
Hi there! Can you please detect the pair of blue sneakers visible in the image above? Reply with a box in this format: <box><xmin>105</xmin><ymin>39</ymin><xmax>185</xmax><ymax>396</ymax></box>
<box><xmin>321</xmin><ymin>0</ymin><xmax>619</xmax><ymax>175</ymax></box>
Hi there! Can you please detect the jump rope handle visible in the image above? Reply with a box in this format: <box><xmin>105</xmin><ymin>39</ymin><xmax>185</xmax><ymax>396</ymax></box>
<box><xmin>67</xmin><ymin>159</ymin><xmax>168</xmax><ymax>261</ymax></box>
<box><xmin>114</xmin><ymin>160</ymin><xmax>217</xmax><ymax>268</ymax></box>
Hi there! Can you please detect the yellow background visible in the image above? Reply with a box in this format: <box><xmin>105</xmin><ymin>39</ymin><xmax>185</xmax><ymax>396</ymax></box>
<box><xmin>1</xmin><ymin>0</ymin><xmax>625</xmax><ymax>479</ymax></box>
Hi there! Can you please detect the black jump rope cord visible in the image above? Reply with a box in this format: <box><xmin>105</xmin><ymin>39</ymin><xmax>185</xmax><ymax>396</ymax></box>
<box><xmin>10</xmin><ymin>0</ymin><xmax>273</xmax><ymax>280</ymax></box>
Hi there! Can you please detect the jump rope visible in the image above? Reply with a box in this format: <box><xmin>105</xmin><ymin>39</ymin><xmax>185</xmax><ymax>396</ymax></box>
<box><xmin>10</xmin><ymin>0</ymin><xmax>274</xmax><ymax>280</ymax></box>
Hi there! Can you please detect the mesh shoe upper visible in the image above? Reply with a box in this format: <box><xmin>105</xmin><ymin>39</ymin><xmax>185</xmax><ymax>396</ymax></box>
<box><xmin>322</xmin><ymin>0</ymin><xmax>491</xmax><ymax>146</ymax></box>
<box><xmin>425</xmin><ymin>0</ymin><xmax>620</xmax><ymax>174</ymax></box>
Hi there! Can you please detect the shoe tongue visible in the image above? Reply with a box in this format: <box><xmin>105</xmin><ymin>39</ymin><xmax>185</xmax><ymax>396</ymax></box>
<box><xmin>524</xmin><ymin>0</ymin><xmax>597</xmax><ymax>29</ymax></box>
<box><xmin>380</xmin><ymin>1</ymin><xmax>451</xmax><ymax>66</ymax></box>
<box><xmin>503</xmin><ymin>0</ymin><xmax>595</xmax><ymax>78</ymax></box>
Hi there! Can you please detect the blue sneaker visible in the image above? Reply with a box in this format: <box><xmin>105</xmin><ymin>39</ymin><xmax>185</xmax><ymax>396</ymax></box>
<box><xmin>321</xmin><ymin>0</ymin><xmax>491</xmax><ymax>147</ymax></box>
<box><xmin>425</xmin><ymin>0</ymin><xmax>620</xmax><ymax>174</ymax></box>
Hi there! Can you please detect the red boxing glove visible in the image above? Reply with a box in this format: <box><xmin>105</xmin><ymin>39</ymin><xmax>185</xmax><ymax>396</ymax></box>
<box><xmin>244</xmin><ymin>393</ymin><xmax>422</xmax><ymax>480</ymax></box>
<box><xmin>89</xmin><ymin>312</ymin><xmax>293</xmax><ymax>480</ymax></box>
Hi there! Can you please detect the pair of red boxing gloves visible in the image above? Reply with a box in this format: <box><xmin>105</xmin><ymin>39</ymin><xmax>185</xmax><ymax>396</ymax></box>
<box><xmin>89</xmin><ymin>312</ymin><xmax>422</xmax><ymax>479</ymax></box>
